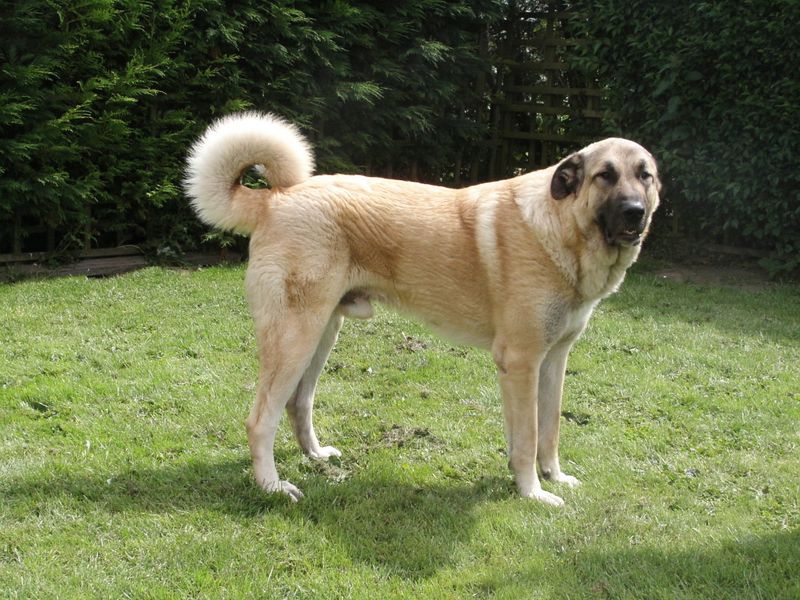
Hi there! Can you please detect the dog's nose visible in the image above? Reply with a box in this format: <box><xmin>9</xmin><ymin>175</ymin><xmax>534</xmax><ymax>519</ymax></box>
<box><xmin>620</xmin><ymin>198</ymin><xmax>645</xmax><ymax>226</ymax></box>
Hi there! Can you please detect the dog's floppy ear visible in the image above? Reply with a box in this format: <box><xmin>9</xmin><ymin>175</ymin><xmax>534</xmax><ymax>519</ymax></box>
<box><xmin>550</xmin><ymin>153</ymin><xmax>584</xmax><ymax>200</ymax></box>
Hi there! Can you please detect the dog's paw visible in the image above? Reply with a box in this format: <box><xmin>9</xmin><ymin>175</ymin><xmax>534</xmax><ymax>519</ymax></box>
<box><xmin>529</xmin><ymin>489</ymin><xmax>565</xmax><ymax>507</ymax></box>
<box><xmin>550</xmin><ymin>472</ymin><xmax>581</xmax><ymax>488</ymax></box>
<box><xmin>262</xmin><ymin>479</ymin><xmax>305</xmax><ymax>502</ymax></box>
<box><xmin>308</xmin><ymin>445</ymin><xmax>342</xmax><ymax>460</ymax></box>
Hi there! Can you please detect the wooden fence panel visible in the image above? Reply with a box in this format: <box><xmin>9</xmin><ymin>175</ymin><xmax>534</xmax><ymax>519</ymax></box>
<box><xmin>487</xmin><ymin>3</ymin><xmax>607</xmax><ymax>179</ymax></box>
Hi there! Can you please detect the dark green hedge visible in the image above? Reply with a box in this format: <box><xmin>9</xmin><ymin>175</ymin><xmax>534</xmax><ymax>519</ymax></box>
<box><xmin>570</xmin><ymin>0</ymin><xmax>800</xmax><ymax>275</ymax></box>
<box><xmin>2</xmin><ymin>1</ymin><xmax>190</xmax><ymax>251</ymax></box>
<box><xmin>0</xmin><ymin>0</ymin><xmax>503</xmax><ymax>255</ymax></box>
<box><xmin>2</xmin><ymin>1</ymin><xmax>798</xmax><ymax>275</ymax></box>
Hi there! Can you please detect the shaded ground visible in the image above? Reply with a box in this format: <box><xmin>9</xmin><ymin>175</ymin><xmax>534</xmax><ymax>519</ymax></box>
<box><xmin>642</xmin><ymin>235</ymin><xmax>775</xmax><ymax>290</ymax></box>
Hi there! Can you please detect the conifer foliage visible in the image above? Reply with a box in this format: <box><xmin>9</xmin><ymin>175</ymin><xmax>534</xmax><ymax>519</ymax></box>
<box><xmin>0</xmin><ymin>0</ymin><xmax>503</xmax><ymax>255</ymax></box>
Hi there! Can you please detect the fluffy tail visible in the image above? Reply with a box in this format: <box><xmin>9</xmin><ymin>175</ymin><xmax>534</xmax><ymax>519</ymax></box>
<box><xmin>184</xmin><ymin>112</ymin><xmax>314</xmax><ymax>234</ymax></box>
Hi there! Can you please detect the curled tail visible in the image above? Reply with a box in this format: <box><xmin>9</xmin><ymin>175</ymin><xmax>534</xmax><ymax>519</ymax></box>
<box><xmin>184</xmin><ymin>112</ymin><xmax>314</xmax><ymax>234</ymax></box>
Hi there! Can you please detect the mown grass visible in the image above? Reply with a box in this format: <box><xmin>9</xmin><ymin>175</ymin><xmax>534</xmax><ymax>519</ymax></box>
<box><xmin>1</xmin><ymin>264</ymin><xmax>798</xmax><ymax>599</ymax></box>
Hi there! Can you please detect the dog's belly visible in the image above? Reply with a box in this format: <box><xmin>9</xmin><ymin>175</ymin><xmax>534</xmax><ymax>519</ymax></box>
<box><xmin>340</xmin><ymin>281</ymin><xmax>495</xmax><ymax>350</ymax></box>
<box><xmin>424</xmin><ymin>319</ymin><xmax>494</xmax><ymax>349</ymax></box>
<box><xmin>393</xmin><ymin>293</ymin><xmax>494</xmax><ymax>348</ymax></box>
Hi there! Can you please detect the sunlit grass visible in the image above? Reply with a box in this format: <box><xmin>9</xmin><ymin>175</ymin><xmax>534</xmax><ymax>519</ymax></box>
<box><xmin>1</xmin><ymin>265</ymin><xmax>798</xmax><ymax>598</ymax></box>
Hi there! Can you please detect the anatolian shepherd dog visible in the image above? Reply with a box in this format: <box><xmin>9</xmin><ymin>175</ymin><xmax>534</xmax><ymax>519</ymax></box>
<box><xmin>185</xmin><ymin>113</ymin><xmax>660</xmax><ymax>506</ymax></box>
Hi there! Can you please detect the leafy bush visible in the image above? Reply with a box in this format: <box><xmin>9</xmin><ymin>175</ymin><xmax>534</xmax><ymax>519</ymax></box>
<box><xmin>570</xmin><ymin>0</ymin><xmax>800</xmax><ymax>276</ymax></box>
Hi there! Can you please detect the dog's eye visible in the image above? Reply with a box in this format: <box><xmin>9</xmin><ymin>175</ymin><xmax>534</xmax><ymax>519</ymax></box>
<box><xmin>640</xmin><ymin>171</ymin><xmax>653</xmax><ymax>183</ymax></box>
<box><xmin>596</xmin><ymin>171</ymin><xmax>614</xmax><ymax>182</ymax></box>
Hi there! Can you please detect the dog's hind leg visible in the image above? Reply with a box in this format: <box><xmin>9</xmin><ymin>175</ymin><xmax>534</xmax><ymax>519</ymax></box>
<box><xmin>246</xmin><ymin>311</ymin><xmax>333</xmax><ymax>502</ymax></box>
<box><xmin>286</xmin><ymin>313</ymin><xmax>344</xmax><ymax>460</ymax></box>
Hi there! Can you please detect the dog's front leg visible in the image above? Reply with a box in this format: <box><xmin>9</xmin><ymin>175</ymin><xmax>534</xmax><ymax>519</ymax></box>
<box><xmin>494</xmin><ymin>343</ymin><xmax>564</xmax><ymax>507</ymax></box>
<box><xmin>537</xmin><ymin>341</ymin><xmax>581</xmax><ymax>488</ymax></box>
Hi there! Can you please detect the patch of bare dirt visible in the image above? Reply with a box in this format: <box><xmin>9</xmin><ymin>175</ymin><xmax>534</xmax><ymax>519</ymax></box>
<box><xmin>651</xmin><ymin>263</ymin><xmax>771</xmax><ymax>290</ymax></box>
<box><xmin>380</xmin><ymin>424</ymin><xmax>435</xmax><ymax>448</ymax></box>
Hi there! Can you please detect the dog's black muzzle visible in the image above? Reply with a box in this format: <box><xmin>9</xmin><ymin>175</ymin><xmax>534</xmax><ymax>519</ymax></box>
<box><xmin>598</xmin><ymin>195</ymin><xmax>647</xmax><ymax>247</ymax></box>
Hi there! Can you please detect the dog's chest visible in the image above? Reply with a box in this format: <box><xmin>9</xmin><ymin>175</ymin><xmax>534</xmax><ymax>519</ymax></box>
<box><xmin>547</xmin><ymin>300</ymin><xmax>597</xmax><ymax>346</ymax></box>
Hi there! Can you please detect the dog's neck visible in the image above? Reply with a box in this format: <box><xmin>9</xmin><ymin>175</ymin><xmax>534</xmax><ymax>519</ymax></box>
<box><xmin>520</xmin><ymin>184</ymin><xmax>640</xmax><ymax>301</ymax></box>
<box><xmin>578</xmin><ymin>242</ymin><xmax>641</xmax><ymax>300</ymax></box>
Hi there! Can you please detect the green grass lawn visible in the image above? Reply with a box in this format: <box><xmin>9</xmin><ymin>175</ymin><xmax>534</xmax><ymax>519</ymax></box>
<box><xmin>1</xmin><ymin>264</ymin><xmax>798</xmax><ymax>599</ymax></box>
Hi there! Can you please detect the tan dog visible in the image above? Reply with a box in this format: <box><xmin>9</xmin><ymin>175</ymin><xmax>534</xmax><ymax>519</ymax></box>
<box><xmin>185</xmin><ymin>113</ymin><xmax>660</xmax><ymax>506</ymax></box>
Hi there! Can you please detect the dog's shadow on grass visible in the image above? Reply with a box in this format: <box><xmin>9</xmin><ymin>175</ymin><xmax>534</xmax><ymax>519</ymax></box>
<box><xmin>6</xmin><ymin>456</ymin><xmax>513</xmax><ymax>579</ymax></box>
<box><xmin>297</xmin><ymin>470</ymin><xmax>514</xmax><ymax>578</ymax></box>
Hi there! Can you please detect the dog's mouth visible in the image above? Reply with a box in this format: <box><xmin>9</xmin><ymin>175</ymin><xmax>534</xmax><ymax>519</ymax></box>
<box><xmin>615</xmin><ymin>227</ymin><xmax>643</xmax><ymax>246</ymax></box>
<box><xmin>598</xmin><ymin>215</ymin><xmax>644</xmax><ymax>247</ymax></box>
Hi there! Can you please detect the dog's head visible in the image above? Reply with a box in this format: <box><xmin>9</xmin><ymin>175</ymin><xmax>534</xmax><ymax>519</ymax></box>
<box><xmin>550</xmin><ymin>138</ymin><xmax>661</xmax><ymax>248</ymax></box>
